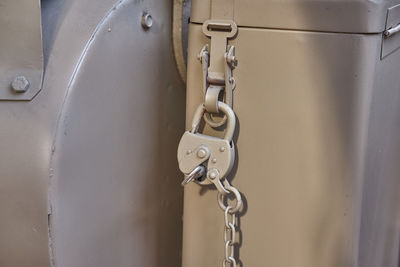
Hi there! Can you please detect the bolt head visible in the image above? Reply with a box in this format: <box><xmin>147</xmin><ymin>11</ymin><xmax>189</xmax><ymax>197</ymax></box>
<box><xmin>227</xmin><ymin>56</ymin><xmax>238</xmax><ymax>69</ymax></box>
<box><xmin>197</xmin><ymin>149</ymin><xmax>207</xmax><ymax>158</ymax></box>
<box><xmin>141</xmin><ymin>13</ymin><xmax>153</xmax><ymax>29</ymax></box>
<box><xmin>209</xmin><ymin>171</ymin><xmax>217</xmax><ymax>180</ymax></box>
<box><xmin>11</xmin><ymin>76</ymin><xmax>30</xmax><ymax>93</ymax></box>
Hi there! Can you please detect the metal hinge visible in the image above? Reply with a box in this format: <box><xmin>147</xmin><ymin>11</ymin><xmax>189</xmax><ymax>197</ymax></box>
<box><xmin>198</xmin><ymin>19</ymin><xmax>238</xmax><ymax>126</ymax></box>
<box><xmin>382</xmin><ymin>4</ymin><xmax>400</xmax><ymax>58</ymax></box>
<box><xmin>384</xmin><ymin>23</ymin><xmax>400</xmax><ymax>37</ymax></box>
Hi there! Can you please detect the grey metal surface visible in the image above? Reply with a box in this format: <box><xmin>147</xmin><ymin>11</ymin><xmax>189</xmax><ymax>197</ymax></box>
<box><xmin>48</xmin><ymin>0</ymin><xmax>185</xmax><ymax>266</ymax></box>
<box><xmin>0</xmin><ymin>0</ymin><xmax>43</xmax><ymax>100</ymax></box>
<box><xmin>358</xmin><ymin>45</ymin><xmax>400</xmax><ymax>267</ymax></box>
<box><xmin>0</xmin><ymin>0</ymin><xmax>118</xmax><ymax>265</ymax></box>
<box><xmin>191</xmin><ymin>0</ymin><xmax>400</xmax><ymax>33</ymax></box>
<box><xmin>173</xmin><ymin>0</ymin><xmax>191</xmax><ymax>83</ymax></box>
<box><xmin>382</xmin><ymin>4</ymin><xmax>400</xmax><ymax>58</ymax></box>
<box><xmin>183</xmin><ymin>22</ymin><xmax>400</xmax><ymax>267</ymax></box>
<box><xmin>386</xmin><ymin>4</ymin><xmax>400</xmax><ymax>29</ymax></box>
<box><xmin>0</xmin><ymin>0</ymin><xmax>185</xmax><ymax>266</ymax></box>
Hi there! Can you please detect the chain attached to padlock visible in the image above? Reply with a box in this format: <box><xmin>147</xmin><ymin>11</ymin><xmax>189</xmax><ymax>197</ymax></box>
<box><xmin>177</xmin><ymin>3</ymin><xmax>242</xmax><ymax>264</ymax></box>
<box><xmin>177</xmin><ymin>101</ymin><xmax>242</xmax><ymax>267</ymax></box>
<box><xmin>177</xmin><ymin>16</ymin><xmax>242</xmax><ymax>267</ymax></box>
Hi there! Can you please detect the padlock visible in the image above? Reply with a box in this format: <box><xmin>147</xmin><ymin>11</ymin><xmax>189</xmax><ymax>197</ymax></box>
<box><xmin>177</xmin><ymin>101</ymin><xmax>235</xmax><ymax>193</ymax></box>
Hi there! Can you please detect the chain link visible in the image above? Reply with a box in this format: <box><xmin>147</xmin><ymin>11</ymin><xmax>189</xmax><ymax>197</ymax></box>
<box><xmin>221</xmin><ymin>190</ymin><xmax>240</xmax><ymax>267</ymax></box>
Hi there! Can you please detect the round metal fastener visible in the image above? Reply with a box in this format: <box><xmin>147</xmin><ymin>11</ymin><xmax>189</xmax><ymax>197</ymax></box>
<box><xmin>141</xmin><ymin>12</ymin><xmax>153</xmax><ymax>29</ymax></box>
<box><xmin>208</xmin><ymin>170</ymin><xmax>218</xmax><ymax>180</ymax></box>
<box><xmin>218</xmin><ymin>185</ymin><xmax>242</xmax><ymax>213</ymax></box>
<box><xmin>197</xmin><ymin>148</ymin><xmax>207</xmax><ymax>158</ymax></box>
<box><xmin>11</xmin><ymin>76</ymin><xmax>30</xmax><ymax>93</ymax></box>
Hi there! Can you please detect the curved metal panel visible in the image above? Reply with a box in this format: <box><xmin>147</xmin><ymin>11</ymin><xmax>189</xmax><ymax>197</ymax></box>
<box><xmin>49</xmin><ymin>0</ymin><xmax>185</xmax><ymax>266</ymax></box>
<box><xmin>0</xmin><ymin>0</ymin><xmax>124</xmax><ymax>265</ymax></box>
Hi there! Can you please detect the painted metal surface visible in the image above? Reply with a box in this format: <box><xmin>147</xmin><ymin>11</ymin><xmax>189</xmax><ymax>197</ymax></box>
<box><xmin>183</xmin><ymin>22</ymin><xmax>400</xmax><ymax>267</ymax></box>
<box><xmin>49</xmin><ymin>0</ymin><xmax>185</xmax><ymax>266</ymax></box>
<box><xmin>382</xmin><ymin>4</ymin><xmax>400</xmax><ymax>57</ymax></box>
<box><xmin>0</xmin><ymin>0</ymin><xmax>43</xmax><ymax>100</ymax></box>
<box><xmin>0</xmin><ymin>0</ymin><xmax>185</xmax><ymax>266</ymax></box>
<box><xmin>0</xmin><ymin>0</ymin><xmax>118</xmax><ymax>265</ymax></box>
<box><xmin>173</xmin><ymin>0</ymin><xmax>191</xmax><ymax>83</ymax></box>
<box><xmin>191</xmin><ymin>0</ymin><xmax>400</xmax><ymax>33</ymax></box>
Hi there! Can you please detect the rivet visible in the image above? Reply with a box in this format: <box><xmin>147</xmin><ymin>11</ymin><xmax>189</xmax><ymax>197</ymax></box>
<box><xmin>219</xmin><ymin>147</ymin><xmax>226</xmax><ymax>152</ymax></box>
<box><xmin>209</xmin><ymin>171</ymin><xmax>217</xmax><ymax>180</ymax></box>
<box><xmin>212</xmin><ymin>158</ymin><xmax>217</xmax><ymax>163</ymax></box>
<box><xmin>197</xmin><ymin>149</ymin><xmax>207</xmax><ymax>158</ymax></box>
<box><xmin>186</xmin><ymin>150</ymin><xmax>192</xmax><ymax>155</ymax></box>
<box><xmin>141</xmin><ymin>12</ymin><xmax>153</xmax><ymax>29</ymax></box>
<box><xmin>11</xmin><ymin>76</ymin><xmax>30</xmax><ymax>93</ymax></box>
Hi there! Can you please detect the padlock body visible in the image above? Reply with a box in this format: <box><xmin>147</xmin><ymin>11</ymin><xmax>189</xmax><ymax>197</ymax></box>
<box><xmin>177</xmin><ymin>131</ymin><xmax>235</xmax><ymax>184</ymax></box>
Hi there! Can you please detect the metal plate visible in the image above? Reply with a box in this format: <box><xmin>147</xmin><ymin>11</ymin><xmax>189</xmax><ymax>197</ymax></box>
<box><xmin>382</xmin><ymin>4</ymin><xmax>400</xmax><ymax>58</ymax></box>
<box><xmin>183</xmin><ymin>23</ymin><xmax>400</xmax><ymax>267</ymax></box>
<box><xmin>49</xmin><ymin>0</ymin><xmax>185</xmax><ymax>266</ymax></box>
<box><xmin>0</xmin><ymin>0</ymin><xmax>43</xmax><ymax>100</ymax></box>
<box><xmin>191</xmin><ymin>0</ymin><xmax>400</xmax><ymax>33</ymax></box>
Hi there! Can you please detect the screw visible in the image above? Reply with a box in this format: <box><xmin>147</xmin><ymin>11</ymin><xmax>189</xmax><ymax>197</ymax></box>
<box><xmin>197</xmin><ymin>148</ymin><xmax>207</xmax><ymax>158</ymax></box>
<box><xmin>141</xmin><ymin>12</ymin><xmax>153</xmax><ymax>29</ymax></box>
<box><xmin>219</xmin><ymin>147</ymin><xmax>226</xmax><ymax>152</ymax></box>
<box><xmin>11</xmin><ymin>76</ymin><xmax>30</xmax><ymax>93</ymax></box>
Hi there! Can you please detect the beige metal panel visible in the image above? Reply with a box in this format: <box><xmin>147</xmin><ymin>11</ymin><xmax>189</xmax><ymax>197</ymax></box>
<box><xmin>0</xmin><ymin>0</ymin><xmax>123</xmax><ymax>266</ymax></box>
<box><xmin>0</xmin><ymin>0</ymin><xmax>43</xmax><ymax>100</ymax></box>
<box><xmin>191</xmin><ymin>0</ymin><xmax>400</xmax><ymax>33</ymax></box>
<box><xmin>183</xmin><ymin>24</ymin><xmax>383</xmax><ymax>267</ymax></box>
<box><xmin>49</xmin><ymin>0</ymin><xmax>186</xmax><ymax>266</ymax></box>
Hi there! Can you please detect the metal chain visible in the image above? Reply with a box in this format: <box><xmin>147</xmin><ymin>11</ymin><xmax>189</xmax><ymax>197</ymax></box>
<box><xmin>219</xmin><ymin>184</ymin><xmax>242</xmax><ymax>267</ymax></box>
<box><xmin>223</xmin><ymin>206</ymin><xmax>237</xmax><ymax>267</ymax></box>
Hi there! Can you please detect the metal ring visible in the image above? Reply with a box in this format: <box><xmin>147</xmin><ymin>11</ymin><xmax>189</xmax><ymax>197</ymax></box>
<box><xmin>181</xmin><ymin>165</ymin><xmax>205</xmax><ymax>186</ymax></box>
<box><xmin>205</xmin><ymin>102</ymin><xmax>235</xmax><ymax>141</ymax></box>
<box><xmin>218</xmin><ymin>185</ymin><xmax>242</xmax><ymax>213</ymax></box>
<box><xmin>223</xmin><ymin>257</ymin><xmax>237</xmax><ymax>267</ymax></box>
<box><xmin>204</xmin><ymin>112</ymin><xmax>227</xmax><ymax>127</ymax></box>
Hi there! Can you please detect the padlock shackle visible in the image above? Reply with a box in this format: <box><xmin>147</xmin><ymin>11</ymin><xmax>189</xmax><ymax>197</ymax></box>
<box><xmin>191</xmin><ymin>102</ymin><xmax>235</xmax><ymax>142</ymax></box>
